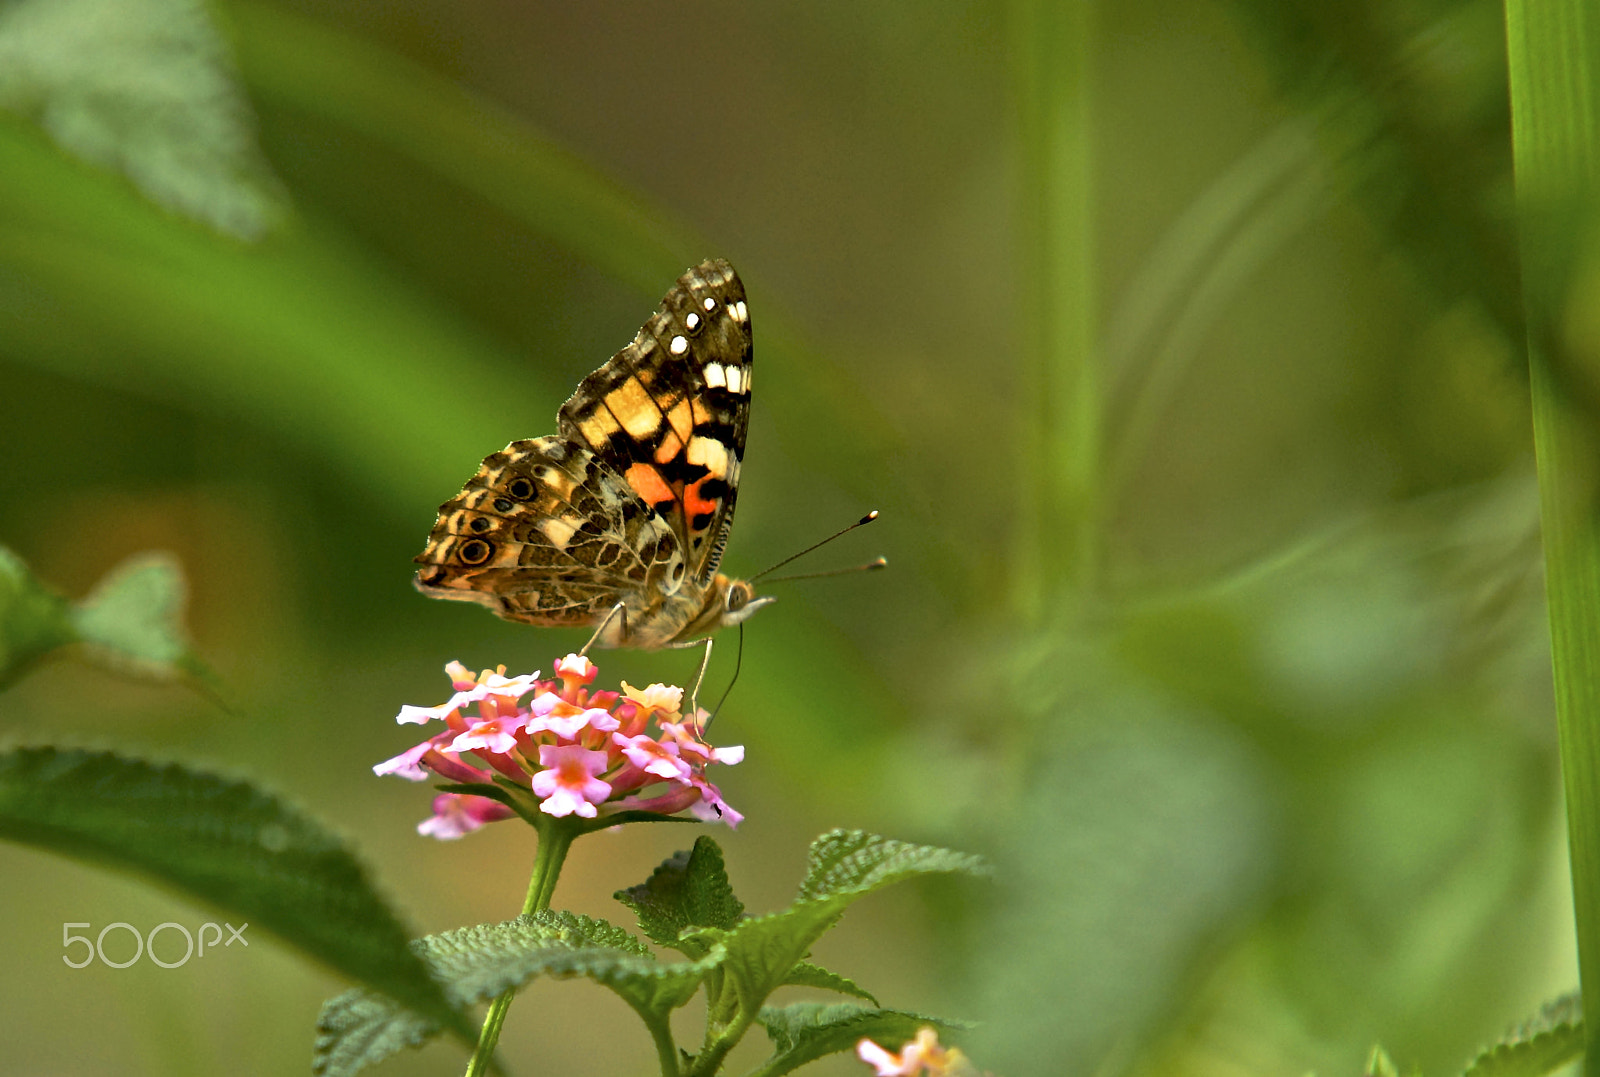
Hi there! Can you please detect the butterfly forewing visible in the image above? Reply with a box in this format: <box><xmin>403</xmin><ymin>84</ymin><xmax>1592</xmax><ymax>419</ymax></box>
<box><xmin>414</xmin><ymin>259</ymin><xmax>757</xmax><ymax>649</ymax></box>
<box><xmin>557</xmin><ymin>259</ymin><xmax>751</xmax><ymax>584</ymax></box>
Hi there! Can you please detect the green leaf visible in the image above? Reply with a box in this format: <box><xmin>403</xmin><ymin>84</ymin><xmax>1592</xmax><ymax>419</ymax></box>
<box><xmin>315</xmin><ymin>910</ymin><xmax>712</xmax><ymax>1074</ymax></box>
<box><xmin>0</xmin><ymin>545</ymin><xmax>76</xmax><ymax>687</ymax></box>
<box><xmin>797</xmin><ymin>830</ymin><xmax>990</xmax><ymax>904</ymax></box>
<box><xmin>753</xmin><ymin>1002</ymin><xmax>969</xmax><ymax>1077</ymax></box>
<box><xmin>781</xmin><ymin>962</ymin><xmax>878</xmax><ymax>1005</ymax></box>
<box><xmin>716</xmin><ymin>832</ymin><xmax>986</xmax><ymax>1023</ymax></box>
<box><xmin>1462</xmin><ymin>992</ymin><xmax>1584</xmax><ymax>1077</ymax></box>
<box><xmin>69</xmin><ymin>551</ymin><xmax>195</xmax><ymax>679</ymax></box>
<box><xmin>0</xmin><ymin>0</ymin><xmax>284</xmax><ymax>238</ymax></box>
<box><xmin>616</xmin><ymin>835</ymin><xmax>745</xmax><ymax>956</ymax></box>
<box><xmin>314</xmin><ymin>989</ymin><xmax>439</xmax><ymax>1077</ymax></box>
<box><xmin>0</xmin><ymin>547</ymin><xmax>206</xmax><ymax>690</ymax></box>
<box><xmin>0</xmin><ymin>748</ymin><xmax>463</xmax><ymax>1040</ymax></box>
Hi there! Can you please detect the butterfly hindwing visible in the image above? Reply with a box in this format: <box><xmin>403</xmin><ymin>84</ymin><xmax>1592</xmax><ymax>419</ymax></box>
<box><xmin>556</xmin><ymin>259</ymin><xmax>751</xmax><ymax>585</ymax></box>
<box><xmin>413</xmin><ymin>436</ymin><xmax>687</xmax><ymax>626</ymax></box>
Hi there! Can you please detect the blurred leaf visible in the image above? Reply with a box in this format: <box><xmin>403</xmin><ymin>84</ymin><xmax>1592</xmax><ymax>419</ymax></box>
<box><xmin>970</xmin><ymin>682</ymin><xmax>1273</xmax><ymax>1075</ymax></box>
<box><xmin>780</xmin><ymin>962</ymin><xmax>878</xmax><ymax>1005</ymax></box>
<box><xmin>0</xmin><ymin>0</ymin><xmax>283</xmax><ymax>239</ymax></box>
<box><xmin>0</xmin><ymin>545</ymin><xmax>75</xmax><ymax>688</ymax></box>
<box><xmin>314</xmin><ymin>988</ymin><xmax>438</xmax><ymax>1077</ymax></box>
<box><xmin>752</xmin><ymin>1002</ymin><xmax>969</xmax><ymax>1077</ymax></box>
<box><xmin>69</xmin><ymin>550</ymin><xmax>194</xmax><ymax>678</ymax></box>
<box><xmin>615</xmin><ymin>835</ymin><xmax>746</xmax><ymax>958</ymax></box>
<box><xmin>0</xmin><ymin>546</ymin><xmax>203</xmax><ymax>689</ymax></box>
<box><xmin>0</xmin><ymin>748</ymin><xmax>464</xmax><ymax>1039</ymax></box>
<box><xmin>1461</xmin><ymin>992</ymin><xmax>1583</xmax><ymax>1077</ymax></box>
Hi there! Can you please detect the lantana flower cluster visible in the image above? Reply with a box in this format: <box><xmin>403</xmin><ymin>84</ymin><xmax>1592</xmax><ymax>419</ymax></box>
<box><xmin>857</xmin><ymin>1028</ymin><xmax>985</xmax><ymax>1077</ymax></box>
<box><xmin>376</xmin><ymin>654</ymin><xmax>743</xmax><ymax>839</ymax></box>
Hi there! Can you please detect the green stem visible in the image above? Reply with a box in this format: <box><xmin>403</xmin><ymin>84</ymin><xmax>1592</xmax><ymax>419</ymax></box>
<box><xmin>1503</xmin><ymin>1</ymin><xmax>1600</xmax><ymax>1071</ymax></box>
<box><xmin>462</xmin><ymin>821</ymin><xmax>577</xmax><ymax>1077</ymax></box>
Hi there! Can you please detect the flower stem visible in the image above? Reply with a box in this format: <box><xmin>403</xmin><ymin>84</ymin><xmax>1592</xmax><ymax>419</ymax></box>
<box><xmin>462</xmin><ymin>820</ymin><xmax>576</xmax><ymax>1077</ymax></box>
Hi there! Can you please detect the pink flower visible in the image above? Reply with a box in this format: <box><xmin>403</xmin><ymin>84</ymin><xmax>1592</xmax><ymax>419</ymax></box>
<box><xmin>856</xmin><ymin>1029</ymin><xmax>980</xmax><ymax>1077</ymax></box>
<box><xmin>613</xmin><ymin>733</ymin><xmax>690</xmax><ymax>781</ymax></box>
<box><xmin>658</xmin><ymin>719</ymin><xmax>745</xmax><ymax>766</ymax></box>
<box><xmin>418</xmin><ymin>793</ymin><xmax>515</xmax><ymax>840</ymax></box>
<box><xmin>379</xmin><ymin>658</ymin><xmax>744</xmax><ymax>837</ymax></box>
<box><xmin>530</xmin><ymin>744</ymin><xmax>612</xmax><ymax>818</ymax></box>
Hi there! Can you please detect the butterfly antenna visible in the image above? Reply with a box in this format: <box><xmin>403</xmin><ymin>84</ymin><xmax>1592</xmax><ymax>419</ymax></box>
<box><xmin>749</xmin><ymin>511</ymin><xmax>881</xmax><ymax>582</ymax></box>
<box><xmin>759</xmin><ymin>557</ymin><xmax>887</xmax><ymax>585</ymax></box>
<box><xmin>704</xmin><ymin>625</ymin><xmax>746</xmax><ymax>731</ymax></box>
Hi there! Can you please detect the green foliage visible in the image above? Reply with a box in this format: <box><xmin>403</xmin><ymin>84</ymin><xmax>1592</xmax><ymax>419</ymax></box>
<box><xmin>752</xmin><ymin>1003</ymin><xmax>967</xmax><ymax>1077</ymax></box>
<box><xmin>1462</xmin><ymin>993</ymin><xmax>1584</xmax><ymax>1077</ymax></box>
<box><xmin>0</xmin><ymin>747</ymin><xmax>466</xmax><ymax>1042</ymax></box>
<box><xmin>0</xmin><ymin>0</ymin><xmax>284</xmax><ymax>239</ymax></box>
<box><xmin>0</xmin><ymin>546</ymin><xmax>198</xmax><ymax>688</ymax></box>
<box><xmin>616</xmin><ymin>835</ymin><xmax>747</xmax><ymax>956</ymax></box>
<box><xmin>314</xmin><ymin>831</ymin><xmax>986</xmax><ymax>1076</ymax></box>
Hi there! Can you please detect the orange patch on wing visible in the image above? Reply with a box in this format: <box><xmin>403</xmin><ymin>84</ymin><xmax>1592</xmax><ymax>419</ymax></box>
<box><xmin>682</xmin><ymin>477</ymin><xmax>720</xmax><ymax>525</ymax></box>
<box><xmin>653</xmin><ymin>428</ymin><xmax>685</xmax><ymax>465</ymax></box>
<box><xmin>625</xmin><ymin>462</ymin><xmax>675</xmax><ymax>506</ymax></box>
<box><xmin>665</xmin><ymin>398</ymin><xmax>695</xmax><ymax>443</ymax></box>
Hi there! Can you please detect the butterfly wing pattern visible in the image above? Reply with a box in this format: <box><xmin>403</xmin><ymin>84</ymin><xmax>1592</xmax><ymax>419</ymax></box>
<box><xmin>413</xmin><ymin>259</ymin><xmax>771</xmax><ymax>649</ymax></box>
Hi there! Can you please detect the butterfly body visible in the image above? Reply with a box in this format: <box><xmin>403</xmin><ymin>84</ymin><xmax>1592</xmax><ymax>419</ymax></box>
<box><xmin>414</xmin><ymin>259</ymin><xmax>772</xmax><ymax>649</ymax></box>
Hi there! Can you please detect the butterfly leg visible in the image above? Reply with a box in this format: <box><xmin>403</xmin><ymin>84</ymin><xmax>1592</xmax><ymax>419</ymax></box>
<box><xmin>579</xmin><ymin>602</ymin><xmax>628</xmax><ymax>657</ymax></box>
<box><xmin>687</xmin><ymin>637</ymin><xmax>714</xmax><ymax>733</ymax></box>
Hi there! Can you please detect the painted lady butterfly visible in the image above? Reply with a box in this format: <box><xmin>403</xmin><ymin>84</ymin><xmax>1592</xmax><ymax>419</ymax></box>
<box><xmin>414</xmin><ymin>259</ymin><xmax>772</xmax><ymax>649</ymax></box>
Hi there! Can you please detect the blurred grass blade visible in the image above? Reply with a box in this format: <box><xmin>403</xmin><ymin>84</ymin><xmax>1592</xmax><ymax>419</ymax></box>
<box><xmin>1503</xmin><ymin>0</ymin><xmax>1600</xmax><ymax>1067</ymax></box>
<box><xmin>1009</xmin><ymin>0</ymin><xmax>1097</xmax><ymax>616</ymax></box>
<box><xmin>0</xmin><ymin>747</ymin><xmax>469</xmax><ymax>1040</ymax></box>
<box><xmin>0</xmin><ymin>0</ymin><xmax>285</xmax><ymax>240</ymax></box>
<box><xmin>220</xmin><ymin>0</ymin><xmax>698</xmax><ymax>295</ymax></box>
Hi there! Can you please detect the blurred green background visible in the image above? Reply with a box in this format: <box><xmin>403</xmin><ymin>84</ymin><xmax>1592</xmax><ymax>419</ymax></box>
<box><xmin>0</xmin><ymin>0</ymin><xmax>1579</xmax><ymax>1074</ymax></box>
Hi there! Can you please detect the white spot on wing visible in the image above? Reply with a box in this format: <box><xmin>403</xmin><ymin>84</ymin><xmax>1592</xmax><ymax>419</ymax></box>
<box><xmin>540</xmin><ymin>516</ymin><xmax>578</xmax><ymax>548</ymax></box>
<box><xmin>687</xmin><ymin>435</ymin><xmax>730</xmax><ymax>477</ymax></box>
<box><xmin>702</xmin><ymin>296</ymin><xmax>716</xmax><ymax>311</ymax></box>
<box><xmin>725</xmin><ymin>365</ymin><xmax>745</xmax><ymax>394</ymax></box>
<box><xmin>733</xmin><ymin>300</ymin><xmax>748</xmax><ymax>323</ymax></box>
<box><xmin>703</xmin><ymin>362</ymin><xmax>727</xmax><ymax>388</ymax></box>
<box><xmin>669</xmin><ymin>335</ymin><xmax>688</xmax><ymax>355</ymax></box>
<box><xmin>686</xmin><ymin>311</ymin><xmax>701</xmax><ymax>331</ymax></box>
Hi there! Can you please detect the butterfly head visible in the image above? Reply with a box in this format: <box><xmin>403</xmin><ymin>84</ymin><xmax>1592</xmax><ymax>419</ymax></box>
<box><xmin>715</xmin><ymin>575</ymin><xmax>775</xmax><ymax>630</ymax></box>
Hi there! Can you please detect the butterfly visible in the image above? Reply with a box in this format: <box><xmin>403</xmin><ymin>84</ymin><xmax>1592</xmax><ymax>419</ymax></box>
<box><xmin>413</xmin><ymin>259</ymin><xmax>773</xmax><ymax>649</ymax></box>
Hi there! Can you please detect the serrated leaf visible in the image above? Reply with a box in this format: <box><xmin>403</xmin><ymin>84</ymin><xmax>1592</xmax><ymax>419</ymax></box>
<box><xmin>797</xmin><ymin>830</ymin><xmax>990</xmax><ymax>904</ymax></box>
<box><xmin>1462</xmin><ymin>991</ymin><xmax>1583</xmax><ymax>1077</ymax></box>
<box><xmin>0</xmin><ymin>0</ymin><xmax>284</xmax><ymax>238</ymax></box>
<box><xmin>0</xmin><ymin>748</ymin><xmax>462</xmax><ymax>1039</ymax></box>
<box><xmin>0</xmin><ymin>545</ymin><xmax>76</xmax><ymax>688</ymax></box>
<box><xmin>315</xmin><ymin>909</ymin><xmax>713</xmax><ymax>1074</ymax></box>
<box><xmin>754</xmin><ymin>1002</ymin><xmax>969</xmax><ymax>1077</ymax></box>
<box><xmin>314</xmin><ymin>988</ymin><xmax>439</xmax><ymax>1077</ymax></box>
<box><xmin>719</xmin><ymin>833</ymin><xmax>987</xmax><ymax>1019</ymax></box>
<box><xmin>781</xmin><ymin>962</ymin><xmax>878</xmax><ymax>1005</ymax></box>
<box><xmin>616</xmin><ymin>835</ymin><xmax>744</xmax><ymax>956</ymax></box>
